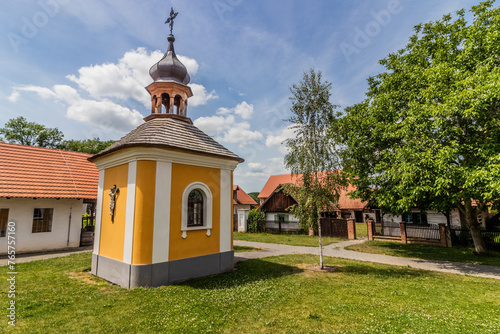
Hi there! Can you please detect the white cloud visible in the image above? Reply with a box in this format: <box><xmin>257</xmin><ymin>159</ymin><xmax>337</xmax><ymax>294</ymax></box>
<box><xmin>248</xmin><ymin>162</ymin><xmax>266</xmax><ymax>172</ymax></box>
<box><xmin>215</xmin><ymin>126</ymin><xmax>263</xmax><ymax>144</ymax></box>
<box><xmin>66</xmin><ymin>48</ymin><xmax>207</xmax><ymax>108</ymax></box>
<box><xmin>215</xmin><ymin>101</ymin><xmax>254</xmax><ymax>119</ymax></box>
<box><xmin>10</xmin><ymin>84</ymin><xmax>143</xmax><ymax>132</ymax></box>
<box><xmin>188</xmin><ymin>83</ymin><xmax>218</xmax><ymax>107</ymax></box>
<box><xmin>193</xmin><ymin>102</ymin><xmax>262</xmax><ymax>148</ymax></box>
<box><xmin>236</xmin><ymin>157</ymin><xmax>289</xmax><ymax>179</ymax></box>
<box><xmin>233</xmin><ymin>101</ymin><xmax>254</xmax><ymax>119</ymax></box>
<box><xmin>216</xmin><ymin>107</ymin><xmax>232</xmax><ymax>115</ymax></box>
<box><xmin>7</xmin><ymin>91</ymin><xmax>20</xmax><ymax>102</ymax></box>
<box><xmin>66</xmin><ymin>99</ymin><xmax>143</xmax><ymax>132</ymax></box>
<box><xmin>265</xmin><ymin>125</ymin><xmax>295</xmax><ymax>154</ymax></box>
<box><xmin>14</xmin><ymin>85</ymin><xmax>57</xmax><ymax>99</ymax></box>
<box><xmin>193</xmin><ymin>115</ymin><xmax>235</xmax><ymax>136</ymax></box>
<box><xmin>8</xmin><ymin>48</ymin><xmax>211</xmax><ymax>133</ymax></box>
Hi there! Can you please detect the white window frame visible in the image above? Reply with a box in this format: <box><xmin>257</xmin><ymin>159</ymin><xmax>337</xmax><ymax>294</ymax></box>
<box><xmin>181</xmin><ymin>182</ymin><xmax>213</xmax><ymax>238</ymax></box>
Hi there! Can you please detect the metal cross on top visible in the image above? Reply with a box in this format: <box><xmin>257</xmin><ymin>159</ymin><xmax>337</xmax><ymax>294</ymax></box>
<box><xmin>165</xmin><ymin>7</ymin><xmax>179</xmax><ymax>35</ymax></box>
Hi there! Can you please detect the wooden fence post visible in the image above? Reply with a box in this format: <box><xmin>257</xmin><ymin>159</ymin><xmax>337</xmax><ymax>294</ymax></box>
<box><xmin>367</xmin><ymin>219</ymin><xmax>374</xmax><ymax>241</ymax></box>
<box><xmin>347</xmin><ymin>219</ymin><xmax>356</xmax><ymax>240</ymax></box>
<box><xmin>399</xmin><ymin>222</ymin><xmax>407</xmax><ymax>243</ymax></box>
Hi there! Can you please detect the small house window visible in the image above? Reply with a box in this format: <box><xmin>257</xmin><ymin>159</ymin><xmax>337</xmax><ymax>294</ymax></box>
<box><xmin>402</xmin><ymin>212</ymin><xmax>428</xmax><ymax>225</ymax></box>
<box><xmin>32</xmin><ymin>208</ymin><xmax>53</xmax><ymax>233</ymax></box>
<box><xmin>188</xmin><ymin>189</ymin><xmax>204</xmax><ymax>226</ymax></box>
<box><xmin>275</xmin><ymin>214</ymin><xmax>289</xmax><ymax>223</ymax></box>
<box><xmin>0</xmin><ymin>209</ymin><xmax>9</xmax><ymax>237</ymax></box>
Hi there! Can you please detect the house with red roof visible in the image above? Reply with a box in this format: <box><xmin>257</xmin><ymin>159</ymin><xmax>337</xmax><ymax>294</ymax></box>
<box><xmin>0</xmin><ymin>143</ymin><xmax>98</xmax><ymax>254</ymax></box>
<box><xmin>257</xmin><ymin>173</ymin><xmax>379</xmax><ymax>232</ymax></box>
<box><xmin>233</xmin><ymin>185</ymin><xmax>257</xmax><ymax>232</ymax></box>
<box><xmin>258</xmin><ymin>173</ymin><xmax>468</xmax><ymax>233</ymax></box>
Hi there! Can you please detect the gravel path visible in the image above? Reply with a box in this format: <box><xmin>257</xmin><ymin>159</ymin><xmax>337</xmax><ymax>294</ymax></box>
<box><xmin>0</xmin><ymin>247</ymin><xmax>93</xmax><ymax>266</ymax></box>
<box><xmin>2</xmin><ymin>241</ymin><xmax>499</xmax><ymax>280</ymax></box>
<box><xmin>234</xmin><ymin>239</ymin><xmax>500</xmax><ymax>280</ymax></box>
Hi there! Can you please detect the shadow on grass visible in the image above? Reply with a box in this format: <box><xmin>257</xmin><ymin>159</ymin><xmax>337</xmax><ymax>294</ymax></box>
<box><xmin>179</xmin><ymin>259</ymin><xmax>302</xmax><ymax>290</ymax></box>
<box><xmin>333</xmin><ymin>263</ymin><xmax>444</xmax><ymax>279</ymax></box>
<box><xmin>181</xmin><ymin>255</ymin><xmax>447</xmax><ymax>291</ymax></box>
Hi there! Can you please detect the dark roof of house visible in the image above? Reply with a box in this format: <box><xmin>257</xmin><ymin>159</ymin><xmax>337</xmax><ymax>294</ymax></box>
<box><xmin>89</xmin><ymin>116</ymin><xmax>244</xmax><ymax>163</ymax></box>
<box><xmin>0</xmin><ymin>142</ymin><xmax>98</xmax><ymax>200</ymax></box>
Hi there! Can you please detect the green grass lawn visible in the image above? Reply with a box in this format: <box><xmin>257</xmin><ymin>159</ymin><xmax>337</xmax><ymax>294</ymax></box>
<box><xmin>355</xmin><ymin>223</ymin><xmax>368</xmax><ymax>238</ymax></box>
<box><xmin>233</xmin><ymin>245</ymin><xmax>260</xmax><ymax>252</ymax></box>
<box><xmin>1</xmin><ymin>252</ymin><xmax>499</xmax><ymax>333</ymax></box>
<box><xmin>346</xmin><ymin>240</ymin><xmax>500</xmax><ymax>267</ymax></box>
<box><xmin>233</xmin><ymin>232</ymin><xmax>343</xmax><ymax>247</ymax></box>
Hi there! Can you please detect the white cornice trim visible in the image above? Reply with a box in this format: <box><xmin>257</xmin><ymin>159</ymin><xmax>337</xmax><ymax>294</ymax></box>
<box><xmin>93</xmin><ymin>147</ymin><xmax>240</xmax><ymax>171</ymax></box>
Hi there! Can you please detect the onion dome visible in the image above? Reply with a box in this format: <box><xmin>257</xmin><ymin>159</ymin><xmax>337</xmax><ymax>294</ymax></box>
<box><xmin>149</xmin><ymin>34</ymin><xmax>190</xmax><ymax>85</ymax></box>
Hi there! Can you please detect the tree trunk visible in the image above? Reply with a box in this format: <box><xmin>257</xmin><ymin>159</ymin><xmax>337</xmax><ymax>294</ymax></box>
<box><xmin>317</xmin><ymin>210</ymin><xmax>324</xmax><ymax>269</ymax></box>
<box><xmin>469</xmin><ymin>221</ymin><xmax>487</xmax><ymax>253</ymax></box>
<box><xmin>463</xmin><ymin>202</ymin><xmax>487</xmax><ymax>253</ymax></box>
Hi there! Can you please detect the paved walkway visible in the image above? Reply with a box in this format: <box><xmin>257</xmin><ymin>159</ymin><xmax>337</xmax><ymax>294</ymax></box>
<box><xmin>0</xmin><ymin>247</ymin><xmax>93</xmax><ymax>266</ymax></box>
<box><xmin>2</xmin><ymin>242</ymin><xmax>499</xmax><ymax>280</ymax></box>
<box><xmin>234</xmin><ymin>239</ymin><xmax>500</xmax><ymax>280</ymax></box>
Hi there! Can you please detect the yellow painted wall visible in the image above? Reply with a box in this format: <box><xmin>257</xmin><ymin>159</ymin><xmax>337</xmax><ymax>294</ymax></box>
<box><xmin>99</xmin><ymin>164</ymin><xmax>129</xmax><ymax>261</ymax></box>
<box><xmin>169</xmin><ymin>163</ymin><xmax>220</xmax><ymax>261</ymax></box>
<box><xmin>132</xmin><ymin>160</ymin><xmax>157</xmax><ymax>265</ymax></box>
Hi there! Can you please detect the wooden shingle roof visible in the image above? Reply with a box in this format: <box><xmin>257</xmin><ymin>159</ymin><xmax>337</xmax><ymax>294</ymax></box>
<box><xmin>90</xmin><ymin>117</ymin><xmax>243</xmax><ymax>163</ymax></box>
<box><xmin>0</xmin><ymin>142</ymin><xmax>98</xmax><ymax>199</ymax></box>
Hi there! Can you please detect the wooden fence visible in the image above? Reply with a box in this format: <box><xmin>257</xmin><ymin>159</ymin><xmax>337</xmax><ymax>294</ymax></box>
<box><xmin>319</xmin><ymin>218</ymin><xmax>349</xmax><ymax>239</ymax></box>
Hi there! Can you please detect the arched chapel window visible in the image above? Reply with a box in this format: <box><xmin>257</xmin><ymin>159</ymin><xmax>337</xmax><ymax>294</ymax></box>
<box><xmin>188</xmin><ymin>189</ymin><xmax>204</xmax><ymax>226</ymax></box>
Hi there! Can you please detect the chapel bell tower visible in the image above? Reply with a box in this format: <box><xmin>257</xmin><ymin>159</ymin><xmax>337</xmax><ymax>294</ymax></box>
<box><xmin>146</xmin><ymin>32</ymin><xmax>193</xmax><ymax>118</ymax></box>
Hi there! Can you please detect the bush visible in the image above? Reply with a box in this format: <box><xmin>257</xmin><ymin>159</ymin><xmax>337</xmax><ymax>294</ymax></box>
<box><xmin>247</xmin><ymin>209</ymin><xmax>265</xmax><ymax>233</ymax></box>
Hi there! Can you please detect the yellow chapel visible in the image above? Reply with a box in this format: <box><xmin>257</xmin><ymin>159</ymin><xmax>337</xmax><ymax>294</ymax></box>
<box><xmin>88</xmin><ymin>20</ymin><xmax>243</xmax><ymax>288</ymax></box>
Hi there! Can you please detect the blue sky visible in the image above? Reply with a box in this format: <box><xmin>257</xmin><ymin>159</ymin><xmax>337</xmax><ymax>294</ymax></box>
<box><xmin>0</xmin><ymin>0</ymin><xmax>483</xmax><ymax>193</ymax></box>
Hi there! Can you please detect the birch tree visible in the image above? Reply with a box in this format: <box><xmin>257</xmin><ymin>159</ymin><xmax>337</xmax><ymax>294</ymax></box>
<box><xmin>284</xmin><ymin>69</ymin><xmax>343</xmax><ymax>269</ymax></box>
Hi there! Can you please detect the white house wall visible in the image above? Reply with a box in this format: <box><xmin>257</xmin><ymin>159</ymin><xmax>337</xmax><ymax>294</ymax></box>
<box><xmin>264</xmin><ymin>212</ymin><xmax>299</xmax><ymax>222</ymax></box>
<box><xmin>264</xmin><ymin>212</ymin><xmax>299</xmax><ymax>231</ymax></box>
<box><xmin>0</xmin><ymin>198</ymin><xmax>83</xmax><ymax>254</ymax></box>
<box><xmin>383</xmin><ymin>209</ymin><xmax>462</xmax><ymax>227</ymax></box>
<box><xmin>233</xmin><ymin>204</ymin><xmax>251</xmax><ymax>214</ymax></box>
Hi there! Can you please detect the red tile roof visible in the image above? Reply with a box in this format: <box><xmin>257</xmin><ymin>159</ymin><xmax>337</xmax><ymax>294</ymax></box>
<box><xmin>258</xmin><ymin>173</ymin><xmax>367</xmax><ymax>210</ymax></box>
<box><xmin>0</xmin><ymin>143</ymin><xmax>99</xmax><ymax>199</ymax></box>
<box><xmin>233</xmin><ymin>185</ymin><xmax>257</xmax><ymax>205</ymax></box>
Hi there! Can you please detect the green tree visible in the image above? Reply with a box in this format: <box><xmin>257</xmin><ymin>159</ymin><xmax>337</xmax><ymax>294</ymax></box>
<box><xmin>247</xmin><ymin>208</ymin><xmax>265</xmax><ymax>233</ymax></box>
<box><xmin>339</xmin><ymin>1</ymin><xmax>500</xmax><ymax>253</ymax></box>
<box><xmin>0</xmin><ymin>116</ymin><xmax>63</xmax><ymax>148</ymax></box>
<box><xmin>60</xmin><ymin>138</ymin><xmax>115</xmax><ymax>154</ymax></box>
<box><xmin>247</xmin><ymin>192</ymin><xmax>260</xmax><ymax>204</ymax></box>
<box><xmin>284</xmin><ymin>69</ymin><xmax>343</xmax><ymax>268</ymax></box>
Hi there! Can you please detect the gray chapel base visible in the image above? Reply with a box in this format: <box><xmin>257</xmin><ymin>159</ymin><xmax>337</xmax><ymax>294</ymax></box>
<box><xmin>91</xmin><ymin>251</ymin><xmax>235</xmax><ymax>289</ymax></box>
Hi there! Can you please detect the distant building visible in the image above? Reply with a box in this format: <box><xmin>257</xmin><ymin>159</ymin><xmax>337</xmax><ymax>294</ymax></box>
<box><xmin>257</xmin><ymin>173</ymin><xmax>379</xmax><ymax>232</ymax></box>
<box><xmin>258</xmin><ymin>173</ymin><xmax>473</xmax><ymax>234</ymax></box>
<box><xmin>233</xmin><ymin>185</ymin><xmax>257</xmax><ymax>232</ymax></box>
<box><xmin>0</xmin><ymin>143</ymin><xmax>98</xmax><ymax>254</ymax></box>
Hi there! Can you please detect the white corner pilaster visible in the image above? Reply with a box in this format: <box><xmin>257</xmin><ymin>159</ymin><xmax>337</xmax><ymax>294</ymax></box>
<box><xmin>93</xmin><ymin>169</ymin><xmax>105</xmax><ymax>254</ymax></box>
<box><xmin>122</xmin><ymin>161</ymin><xmax>137</xmax><ymax>264</ymax></box>
<box><xmin>152</xmin><ymin>161</ymin><xmax>172</xmax><ymax>263</ymax></box>
<box><xmin>220</xmin><ymin>168</ymin><xmax>232</xmax><ymax>252</ymax></box>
